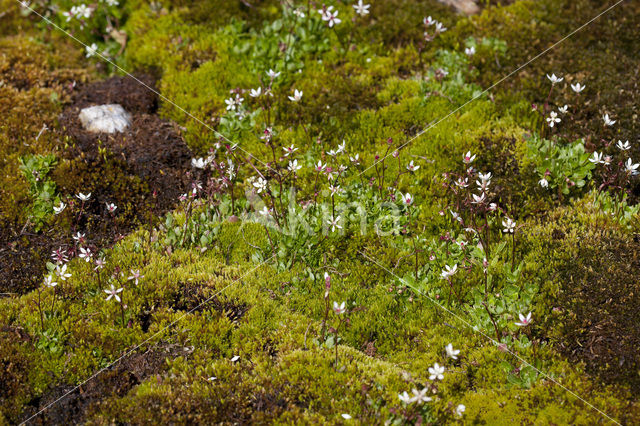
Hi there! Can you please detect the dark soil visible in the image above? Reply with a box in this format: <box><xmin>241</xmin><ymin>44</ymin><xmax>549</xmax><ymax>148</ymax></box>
<box><xmin>555</xmin><ymin>234</ymin><xmax>640</xmax><ymax>392</ymax></box>
<box><xmin>0</xmin><ymin>75</ymin><xmax>193</xmax><ymax>296</ymax></box>
<box><xmin>20</xmin><ymin>344</ymin><xmax>185</xmax><ymax>425</ymax></box>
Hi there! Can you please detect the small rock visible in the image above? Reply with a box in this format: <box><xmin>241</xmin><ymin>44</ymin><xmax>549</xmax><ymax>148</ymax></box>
<box><xmin>79</xmin><ymin>104</ymin><xmax>131</xmax><ymax>133</ymax></box>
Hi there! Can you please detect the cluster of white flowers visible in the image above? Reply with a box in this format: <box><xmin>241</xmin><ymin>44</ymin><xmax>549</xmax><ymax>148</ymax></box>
<box><xmin>63</xmin><ymin>4</ymin><xmax>93</xmax><ymax>22</ymax></box>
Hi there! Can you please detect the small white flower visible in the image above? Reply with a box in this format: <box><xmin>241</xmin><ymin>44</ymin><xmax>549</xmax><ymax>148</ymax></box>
<box><xmin>76</xmin><ymin>192</ymin><xmax>91</xmax><ymax>202</ymax></box>
<box><xmin>105</xmin><ymin>202</ymin><xmax>117</xmax><ymax>213</ymax></box>
<box><xmin>231</xmin><ymin>355</ymin><xmax>240</xmax><ymax>362</ymax></box>
<box><xmin>434</xmin><ymin>22</ymin><xmax>447</xmax><ymax>33</ymax></box>
<box><xmin>288</xmin><ymin>159</ymin><xmax>302</xmax><ymax>172</ymax></box>
<box><xmin>283</xmin><ymin>144</ymin><xmax>298</xmax><ymax>156</ymax></box>
<box><xmin>558</xmin><ymin>105</ymin><xmax>568</xmax><ymax>114</ymax></box>
<box><xmin>341</xmin><ymin>414</ymin><xmax>352</xmax><ymax>420</ymax></box>
<box><xmin>249</xmin><ymin>87</ymin><xmax>262</xmax><ymax>98</ymax></box>
<box><xmin>462</xmin><ymin>151</ymin><xmax>476</xmax><ymax>164</ymax></box>
<box><xmin>322</xmin><ymin>8</ymin><xmax>341</xmax><ymax>27</ymax></box>
<box><xmin>402</xmin><ymin>193</ymin><xmax>413</xmax><ymax>206</ymax></box>
<box><xmin>515</xmin><ymin>312</ymin><xmax>532</xmax><ymax>327</ymax></box>
<box><xmin>539</xmin><ymin>178</ymin><xmax>549</xmax><ymax>188</ymax></box>
<box><xmin>471</xmin><ymin>192</ymin><xmax>486</xmax><ymax>204</ymax></box>
<box><xmin>398</xmin><ymin>391</ymin><xmax>414</xmax><ymax>404</ymax></box>
<box><xmin>259</xmin><ymin>206</ymin><xmax>271</xmax><ymax>217</ymax></box>
<box><xmin>423</xmin><ymin>16</ymin><xmax>436</xmax><ymax>26</ymax></box>
<box><xmin>72</xmin><ymin>232</ymin><xmax>86</xmax><ymax>242</ymax></box>
<box><xmin>502</xmin><ymin>217</ymin><xmax>516</xmax><ymax>233</ymax></box>
<box><xmin>589</xmin><ymin>151</ymin><xmax>603</xmax><ymax>164</ymax></box>
<box><xmin>85</xmin><ymin>43</ymin><xmax>98</xmax><ymax>58</ymax></box>
<box><xmin>288</xmin><ymin>89</ymin><xmax>303</xmax><ymax>102</ymax></box>
<box><xmin>350</xmin><ymin>154</ymin><xmax>360</xmax><ymax>164</ymax></box>
<box><xmin>266</xmin><ymin>69</ymin><xmax>281</xmax><ymax>80</ymax></box>
<box><xmin>44</xmin><ymin>275</ymin><xmax>58</xmax><ymax>288</ymax></box>
<box><xmin>353</xmin><ymin>0</ymin><xmax>370</xmax><ymax>16</ymax></box>
<box><xmin>55</xmin><ymin>264</ymin><xmax>72</xmax><ymax>281</ymax></box>
<box><xmin>428</xmin><ymin>362</ymin><xmax>445</xmax><ymax>381</ymax></box>
<box><xmin>546</xmin><ymin>73</ymin><xmax>563</xmax><ymax>85</ymax></box>
<box><xmin>104</xmin><ymin>0</ymin><xmax>119</xmax><ymax>6</ymax></box>
<box><xmin>411</xmin><ymin>387</ymin><xmax>432</xmax><ymax>404</ymax></box>
<box><xmin>603</xmin><ymin>113</ymin><xmax>616</xmax><ymax>126</ymax></box>
<box><xmin>445</xmin><ymin>343</ymin><xmax>460</xmax><ymax>360</ymax></box>
<box><xmin>616</xmin><ymin>140</ymin><xmax>631</xmax><ymax>151</ymax></box>
<box><xmin>253</xmin><ymin>177</ymin><xmax>268</xmax><ymax>193</ymax></box>
<box><xmin>440</xmin><ymin>264</ymin><xmax>457</xmax><ymax>279</ymax></box>
<box><xmin>127</xmin><ymin>269</ymin><xmax>144</xmax><ymax>285</ymax></box>
<box><xmin>104</xmin><ymin>284</ymin><xmax>123</xmax><ymax>302</ymax></box>
<box><xmin>455</xmin><ymin>177</ymin><xmax>469</xmax><ymax>188</ymax></box>
<box><xmin>191</xmin><ymin>157</ymin><xmax>208</xmax><ymax>169</ymax></box>
<box><xmin>53</xmin><ymin>202</ymin><xmax>66</xmax><ymax>215</ymax></box>
<box><xmin>315</xmin><ymin>160</ymin><xmax>326</xmax><ymax>172</ymax></box>
<box><xmin>327</xmin><ymin>215</ymin><xmax>342</xmax><ymax>232</ymax></box>
<box><xmin>333</xmin><ymin>301</ymin><xmax>346</xmax><ymax>314</ymax></box>
<box><xmin>546</xmin><ymin>111</ymin><xmax>561</xmax><ymax>127</ymax></box>
<box><xmin>571</xmin><ymin>82</ymin><xmax>585</xmax><ymax>93</ymax></box>
<box><xmin>465</xmin><ymin>46</ymin><xmax>476</xmax><ymax>56</ymax></box>
<box><xmin>455</xmin><ymin>404</ymin><xmax>466</xmax><ymax>417</ymax></box>
<box><xmin>79</xmin><ymin>247</ymin><xmax>93</xmax><ymax>262</ymax></box>
<box><xmin>625</xmin><ymin>158</ymin><xmax>639</xmax><ymax>176</ymax></box>
<box><xmin>406</xmin><ymin>160</ymin><xmax>420</xmax><ymax>172</ymax></box>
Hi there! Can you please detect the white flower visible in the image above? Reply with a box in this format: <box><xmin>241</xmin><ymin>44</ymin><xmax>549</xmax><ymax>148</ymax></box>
<box><xmin>455</xmin><ymin>404</ymin><xmax>466</xmax><ymax>417</ymax></box>
<box><xmin>224</xmin><ymin>97</ymin><xmax>239</xmax><ymax>111</ymax></box>
<box><xmin>402</xmin><ymin>193</ymin><xmax>413</xmax><ymax>206</ymax></box>
<box><xmin>327</xmin><ymin>215</ymin><xmax>342</xmax><ymax>232</ymax></box>
<box><xmin>616</xmin><ymin>140</ymin><xmax>631</xmax><ymax>151</ymax></box>
<box><xmin>315</xmin><ymin>160</ymin><xmax>326</xmax><ymax>172</ymax></box>
<box><xmin>106</xmin><ymin>203</ymin><xmax>117</xmax><ymax>213</ymax></box>
<box><xmin>249</xmin><ymin>87</ymin><xmax>262</xmax><ymax>98</ymax></box>
<box><xmin>104</xmin><ymin>0</ymin><xmax>119</xmax><ymax>6</ymax></box>
<box><xmin>440</xmin><ymin>264</ymin><xmax>457</xmax><ymax>279</ymax></box>
<box><xmin>79</xmin><ymin>247</ymin><xmax>93</xmax><ymax>262</ymax></box>
<box><xmin>515</xmin><ymin>312</ymin><xmax>532</xmax><ymax>327</ymax></box>
<box><xmin>266</xmin><ymin>69</ymin><xmax>281</xmax><ymax>79</ymax></box>
<box><xmin>546</xmin><ymin>73</ymin><xmax>563</xmax><ymax>85</ymax></box>
<box><xmin>478</xmin><ymin>172</ymin><xmax>492</xmax><ymax>184</ymax></box>
<box><xmin>465</xmin><ymin>46</ymin><xmax>476</xmax><ymax>56</ymax></box>
<box><xmin>341</xmin><ymin>414</ymin><xmax>352</xmax><ymax>420</ymax></box>
<box><xmin>571</xmin><ymin>82</ymin><xmax>585</xmax><ymax>93</ymax></box>
<box><xmin>322</xmin><ymin>8</ymin><xmax>341</xmax><ymax>27</ymax></box>
<box><xmin>398</xmin><ymin>391</ymin><xmax>414</xmax><ymax>404</ymax></box>
<box><xmin>53</xmin><ymin>202</ymin><xmax>66</xmax><ymax>215</ymax></box>
<box><xmin>589</xmin><ymin>151</ymin><xmax>603</xmax><ymax>164</ymax></box>
<box><xmin>231</xmin><ymin>355</ymin><xmax>240</xmax><ymax>362</ymax></box>
<box><xmin>428</xmin><ymin>363</ymin><xmax>445</xmax><ymax>381</ymax></box>
<box><xmin>406</xmin><ymin>160</ymin><xmax>420</xmax><ymax>172</ymax></box>
<box><xmin>423</xmin><ymin>16</ymin><xmax>435</xmax><ymax>26</ymax></box>
<box><xmin>502</xmin><ymin>217</ymin><xmax>516</xmax><ymax>233</ymax></box>
<box><xmin>329</xmin><ymin>184</ymin><xmax>341</xmax><ymax>196</ymax></box>
<box><xmin>455</xmin><ymin>177</ymin><xmax>469</xmax><ymax>188</ymax></box>
<box><xmin>411</xmin><ymin>388</ymin><xmax>432</xmax><ymax>404</ymax></box>
<box><xmin>253</xmin><ymin>177</ymin><xmax>268</xmax><ymax>193</ymax></box>
<box><xmin>625</xmin><ymin>158</ymin><xmax>639</xmax><ymax>176</ymax></box>
<box><xmin>128</xmin><ymin>269</ymin><xmax>144</xmax><ymax>285</ymax></box>
<box><xmin>336</xmin><ymin>141</ymin><xmax>346</xmax><ymax>154</ymax></box>
<box><xmin>288</xmin><ymin>89</ymin><xmax>303</xmax><ymax>102</ymax></box>
<box><xmin>445</xmin><ymin>343</ymin><xmax>460</xmax><ymax>360</ymax></box>
<box><xmin>471</xmin><ymin>192</ymin><xmax>486</xmax><ymax>204</ymax></box>
<box><xmin>558</xmin><ymin>105</ymin><xmax>568</xmax><ymax>114</ymax></box>
<box><xmin>603</xmin><ymin>113</ymin><xmax>616</xmax><ymax>126</ymax></box>
<box><xmin>104</xmin><ymin>284</ymin><xmax>123</xmax><ymax>302</ymax></box>
<box><xmin>293</xmin><ymin>8</ymin><xmax>305</xmax><ymax>18</ymax></box>
<box><xmin>85</xmin><ymin>43</ymin><xmax>98</xmax><ymax>58</ymax></box>
<box><xmin>333</xmin><ymin>301</ymin><xmax>346</xmax><ymax>314</ymax></box>
<box><xmin>350</xmin><ymin>154</ymin><xmax>360</xmax><ymax>164</ymax></box>
<box><xmin>44</xmin><ymin>275</ymin><xmax>58</xmax><ymax>288</ymax></box>
<box><xmin>259</xmin><ymin>206</ymin><xmax>271</xmax><ymax>217</ymax></box>
<box><xmin>539</xmin><ymin>178</ymin><xmax>549</xmax><ymax>188</ymax></box>
<box><xmin>546</xmin><ymin>111</ymin><xmax>561</xmax><ymax>127</ymax></box>
<box><xmin>191</xmin><ymin>157</ymin><xmax>208</xmax><ymax>169</ymax></box>
<box><xmin>353</xmin><ymin>0</ymin><xmax>370</xmax><ymax>16</ymax></box>
<box><xmin>288</xmin><ymin>159</ymin><xmax>302</xmax><ymax>172</ymax></box>
<box><xmin>72</xmin><ymin>232</ymin><xmax>85</xmax><ymax>242</ymax></box>
<box><xmin>434</xmin><ymin>22</ymin><xmax>447</xmax><ymax>33</ymax></box>
<box><xmin>55</xmin><ymin>264</ymin><xmax>72</xmax><ymax>280</ymax></box>
<box><xmin>76</xmin><ymin>192</ymin><xmax>91</xmax><ymax>202</ymax></box>
<box><xmin>462</xmin><ymin>151</ymin><xmax>476</xmax><ymax>164</ymax></box>
<box><xmin>283</xmin><ymin>144</ymin><xmax>298</xmax><ymax>156</ymax></box>
<box><xmin>72</xmin><ymin>4</ymin><xmax>92</xmax><ymax>19</ymax></box>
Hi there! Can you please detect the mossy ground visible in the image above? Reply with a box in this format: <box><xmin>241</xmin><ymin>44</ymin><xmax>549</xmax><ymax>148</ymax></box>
<box><xmin>1</xmin><ymin>0</ymin><xmax>639</xmax><ymax>424</ymax></box>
